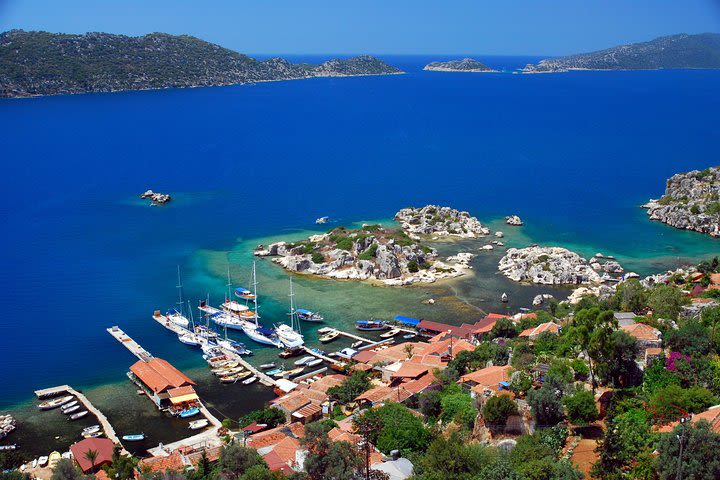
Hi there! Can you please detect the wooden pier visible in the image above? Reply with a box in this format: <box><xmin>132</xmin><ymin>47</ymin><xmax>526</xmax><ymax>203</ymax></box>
<box><xmin>299</xmin><ymin>345</ymin><xmax>341</xmax><ymax>365</ymax></box>
<box><xmin>107</xmin><ymin>326</ymin><xmax>153</xmax><ymax>361</ymax></box>
<box><xmin>34</xmin><ymin>385</ymin><xmax>123</xmax><ymax>448</ymax></box>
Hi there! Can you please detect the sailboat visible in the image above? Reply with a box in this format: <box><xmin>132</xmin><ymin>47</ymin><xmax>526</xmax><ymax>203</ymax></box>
<box><xmin>177</xmin><ymin>301</ymin><xmax>201</xmax><ymax>347</ymax></box>
<box><xmin>155</xmin><ymin>266</ymin><xmax>191</xmax><ymax>328</ymax></box>
<box><xmin>240</xmin><ymin>262</ymin><xmax>283</xmax><ymax>347</ymax></box>
<box><xmin>217</xmin><ymin>324</ymin><xmax>253</xmax><ymax>356</ymax></box>
<box><xmin>275</xmin><ymin>278</ymin><xmax>304</xmax><ymax>348</ymax></box>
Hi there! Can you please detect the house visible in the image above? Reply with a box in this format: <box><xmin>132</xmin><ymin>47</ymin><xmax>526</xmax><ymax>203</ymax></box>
<box><xmin>372</xmin><ymin>457</ymin><xmax>414</xmax><ymax>480</ymax></box>
<box><xmin>356</xmin><ymin>384</ymin><xmax>414</xmax><ymax>407</ymax></box>
<box><xmin>270</xmin><ymin>374</ymin><xmax>345</xmax><ymax>423</ymax></box>
<box><xmin>138</xmin><ymin>445</ymin><xmax>223</xmax><ymax>474</ymax></box>
<box><xmin>246</xmin><ymin>423</ymin><xmax>307</xmax><ymax>474</ymax></box>
<box><xmin>519</xmin><ymin>322</ymin><xmax>560</xmax><ymax>340</ymax></box>
<box><xmin>458</xmin><ymin>365</ymin><xmax>512</xmax><ymax>397</ymax></box>
<box><xmin>129</xmin><ymin>357</ymin><xmax>196</xmax><ymax>408</ymax></box>
<box><xmin>620</xmin><ymin>323</ymin><xmax>662</xmax><ymax>349</ymax></box>
<box><xmin>657</xmin><ymin>404</ymin><xmax>720</xmax><ymax>434</ymax></box>
<box><xmin>613</xmin><ymin>312</ymin><xmax>637</xmax><ymax>327</ymax></box>
<box><xmin>69</xmin><ymin>438</ymin><xmax>115</xmax><ymax>473</ymax></box>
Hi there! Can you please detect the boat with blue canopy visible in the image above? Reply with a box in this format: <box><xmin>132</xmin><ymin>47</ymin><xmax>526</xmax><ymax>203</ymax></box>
<box><xmin>234</xmin><ymin>287</ymin><xmax>256</xmax><ymax>300</ymax></box>
<box><xmin>178</xmin><ymin>407</ymin><xmax>200</xmax><ymax>418</ymax></box>
<box><xmin>295</xmin><ymin>308</ymin><xmax>324</xmax><ymax>322</ymax></box>
<box><xmin>356</xmin><ymin>320</ymin><xmax>389</xmax><ymax>331</ymax></box>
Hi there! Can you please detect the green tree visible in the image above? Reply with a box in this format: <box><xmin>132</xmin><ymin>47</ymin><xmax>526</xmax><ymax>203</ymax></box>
<box><xmin>440</xmin><ymin>392</ymin><xmax>477</xmax><ymax>429</ymax></box>
<box><xmin>594</xmin><ymin>330</ymin><xmax>640</xmax><ymax>387</ymax></box>
<box><xmin>217</xmin><ymin>444</ymin><xmax>266</xmax><ymax>479</ymax></box>
<box><xmin>647</xmin><ymin>384</ymin><xmax>717</xmax><ymax>424</ymax></box>
<box><xmin>528</xmin><ymin>377</ymin><xmax>565</xmax><ymax>427</ymax></box>
<box><xmin>357</xmin><ymin>402</ymin><xmax>431</xmax><ymax>454</ymax></box>
<box><xmin>302</xmin><ymin>421</ymin><xmax>362</xmax><ymax>480</ymax></box>
<box><xmin>482</xmin><ymin>394</ymin><xmax>518</xmax><ymax>431</ymax></box>
<box><xmin>50</xmin><ymin>459</ymin><xmax>84</xmax><ymax>480</ymax></box>
<box><xmin>614</xmin><ymin>279</ymin><xmax>647</xmax><ymax>312</ymax></box>
<box><xmin>656</xmin><ymin>421</ymin><xmax>720</xmax><ymax>480</ymax></box>
<box><xmin>569</xmin><ymin>306</ymin><xmax>616</xmax><ymax>392</ymax></box>
<box><xmin>562</xmin><ymin>388</ymin><xmax>598</xmax><ymax>426</ymax></box>
<box><xmin>239</xmin><ymin>407</ymin><xmax>286</xmax><ymax>429</ymax></box>
<box><xmin>647</xmin><ymin>284</ymin><xmax>686</xmax><ymax>320</ymax></box>
<box><xmin>664</xmin><ymin>319</ymin><xmax>711</xmax><ymax>357</ymax></box>
<box><xmin>327</xmin><ymin>370</ymin><xmax>371</xmax><ymax>404</ymax></box>
<box><xmin>239</xmin><ymin>465</ymin><xmax>276</xmax><ymax>480</ymax></box>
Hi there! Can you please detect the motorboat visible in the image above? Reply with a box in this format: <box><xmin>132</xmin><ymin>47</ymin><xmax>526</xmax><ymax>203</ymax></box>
<box><xmin>178</xmin><ymin>407</ymin><xmax>200</xmax><ymax>418</ymax></box>
<box><xmin>356</xmin><ymin>320</ymin><xmax>389</xmax><ymax>331</ymax></box>
<box><xmin>311</xmin><ymin>348</ymin><xmax>326</xmax><ymax>356</ymax></box>
<box><xmin>235</xmin><ymin>371</ymin><xmax>253</xmax><ymax>381</ymax></box>
<box><xmin>189</xmin><ymin>419</ymin><xmax>209</xmax><ymax>430</ymax></box>
<box><xmin>402</xmin><ymin>333</ymin><xmax>417</xmax><ymax>339</ymax></box>
<box><xmin>319</xmin><ymin>330</ymin><xmax>340</xmax><ymax>343</ymax></box>
<box><xmin>259</xmin><ymin>362</ymin><xmax>276</xmax><ymax>370</ymax></box>
<box><xmin>275</xmin><ymin>323</ymin><xmax>304</xmax><ymax>349</ymax></box>
<box><xmin>217</xmin><ymin>338</ymin><xmax>252</xmax><ymax>356</ymax></box>
<box><xmin>283</xmin><ymin>367</ymin><xmax>305</xmax><ymax>377</ymax></box>
<box><xmin>338</xmin><ymin>347</ymin><xmax>358</xmax><ymax>358</ymax></box>
<box><xmin>380</xmin><ymin>328</ymin><xmax>401</xmax><ymax>339</ymax></box>
<box><xmin>306</xmin><ymin>358</ymin><xmax>323</xmax><ymax>368</ymax></box>
<box><xmin>278</xmin><ymin>347</ymin><xmax>304</xmax><ymax>359</ymax></box>
<box><xmin>68</xmin><ymin>411</ymin><xmax>88</xmax><ymax>421</ymax></box>
<box><xmin>294</xmin><ymin>356</ymin><xmax>315</xmax><ymax>366</ymax></box>
<box><xmin>315</xmin><ymin>216</ymin><xmax>329</xmax><ymax>224</ymax></box>
<box><xmin>501</xmin><ymin>292</ymin><xmax>508</xmax><ymax>303</ymax></box>
<box><xmin>82</xmin><ymin>425</ymin><xmax>101</xmax><ymax>434</ymax></box>
<box><xmin>295</xmin><ymin>308</ymin><xmax>323</xmax><ymax>322</ymax></box>
<box><xmin>317</xmin><ymin>327</ymin><xmax>333</xmax><ymax>334</ymax></box>
<box><xmin>38</xmin><ymin>456</ymin><xmax>48</xmax><ymax>467</ymax></box>
<box><xmin>82</xmin><ymin>432</ymin><xmax>104</xmax><ymax>439</ymax></box>
<box><xmin>220</xmin><ymin>375</ymin><xmax>239</xmax><ymax>384</ymax></box>
<box><xmin>266</xmin><ymin>367</ymin><xmax>284</xmax><ymax>376</ymax></box>
<box><xmin>0</xmin><ymin>445</ymin><xmax>16</xmax><ymax>451</ymax></box>
<box><xmin>242</xmin><ymin>376</ymin><xmax>257</xmax><ymax>385</ymax></box>
<box><xmin>122</xmin><ymin>434</ymin><xmax>145</xmax><ymax>441</ymax></box>
<box><xmin>177</xmin><ymin>331</ymin><xmax>201</xmax><ymax>346</ymax></box>
<box><xmin>351</xmin><ymin>340</ymin><xmax>364</xmax><ymax>348</ymax></box>
<box><xmin>60</xmin><ymin>400</ymin><xmax>79</xmax><ymax>411</ymax></box>
<box><xmin>39</xmin><ymin>395</ymin><xmax>74</xmax><ymax>410</ymax></box>
<box><xmin>234</xmin><ymin>287</ymin><xmax>256</xmax><ymax>301</ymax></box>
<box><xmin>62</xmin><ymin>405</ymin><xmax>81</xmax><ymax>415</ymax></box>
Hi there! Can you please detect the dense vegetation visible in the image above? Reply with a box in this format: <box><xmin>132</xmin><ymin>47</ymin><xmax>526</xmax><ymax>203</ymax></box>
<box><xmin>0</xmin><ymin>30</ymin><xmax>401</xmax><ymax>97</ymax></box>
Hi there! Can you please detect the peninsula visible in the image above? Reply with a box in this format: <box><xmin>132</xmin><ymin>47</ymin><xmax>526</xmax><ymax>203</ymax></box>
<box><xmin>642</xmin><ymin>166</ymin><xmax>720</xmax><ymax>237</ymax></box>
<box><xmin>423</xmin><ymin>58</ymin><xmax>496</xmax><ymax>72</ymax></box>
<box><xmin>0</xmin><ymin>30</ymin><xmax>402</xmax><ymax>98</ymax></box>
<box><xmin>523</xmin><ymin>33</ymin><xmax>720</xmax><ymax>73</ymax></box>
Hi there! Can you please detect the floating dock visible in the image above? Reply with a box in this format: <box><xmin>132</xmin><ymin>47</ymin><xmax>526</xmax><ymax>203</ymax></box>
<box><xmin>34</xmin><ymin>385</ymin><xmax>123</xmax><ymax>447</ymax></box>
<box><xmin>107</xmin><ymin>326</ymin><xmax>153</xmax><ymax>361</ymax></box>
<box><xmin>299</xmin><ymin>346</ymin><xmax>342</xmax><ymax>365</ymax></box>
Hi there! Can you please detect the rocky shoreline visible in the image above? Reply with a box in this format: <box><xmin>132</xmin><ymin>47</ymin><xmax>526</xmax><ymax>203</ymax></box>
<box><xmin>423</xmin><ymin>58</ymin><xmax>496</xmax><ymax>73</ymax></box>
<box><xmin>394</xmin><ymin>205</ymin><xmax>490</xmax><ymax>239</ymax></box>
<box><xmin>642</xmin><ymin>166</ymin><xmax>720</xmax><ymax>237</ymax></box>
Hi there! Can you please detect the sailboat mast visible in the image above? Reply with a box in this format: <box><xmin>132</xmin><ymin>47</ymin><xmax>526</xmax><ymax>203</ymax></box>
<box><xmin>176</xmin><ymin>265</ymin><xmax>185</xmax><ymax>316</ymax></box>
<box><xmin>289</xmin><ymin>277</ymin><xmax>301</xmax><ymax>335</ymax></box>
<box><xmin>226</xmin><ymin>265</ymin><xmax>232</xmax><ymax>302</ymax></box>
<box><xmin>252</xmin><ymin>261</ymin><xmax>259</xmax><ymax>326</ymax></box>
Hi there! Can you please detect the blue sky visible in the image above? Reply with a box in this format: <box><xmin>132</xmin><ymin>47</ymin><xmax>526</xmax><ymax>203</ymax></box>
<box><xmin>1</xmin><ymin>0</ymin><xmax>719</xmax><ymax>55</ymax></box>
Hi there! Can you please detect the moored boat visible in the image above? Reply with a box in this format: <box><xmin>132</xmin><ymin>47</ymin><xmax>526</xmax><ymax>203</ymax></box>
<box><xmin>68</xmin><ymin>411</ymin><xmax>88</xmax><ymax>421</ymax></box>
<box><xmin>283</xmin><ymin>367</ymin><xmax>305</xmax><ymax>377</ymax></box>
<box><xmin>178</xmin><ymin>407</ymin><xmax>200</xmax><ymax>418</ymax></box>
<box><xmin>402</xmin><ymin>333</ymin><xmax>417</xmax><ymax>339</ymax></box>
<box><xmin>259</xmin><ymin>362</ymin><xmax>276</xmax><ymax>369</ymax></box>
<box><xmin>319</xmin><ymin>330</ymin><xmax>340</xmax><ymax>343</ymax></box>
<box><xmin>317</xmin><ymin>327</ymin><xmax>333</xmax><ymax>334</ymax></box>
<box><xmin>242</xmin><ymin>376</ymin><xmax>257</xmax><ymax>385</ymax></box>
<box><xmin>306</xmin><ymin>358</ymin><xmax>323</xmax><ymax>367</ymax></box>
<box><xmin>356</xmin><ymin>320</ymin><xmax>389</xmax><ymax>331</ymax></box>
<box><xmin>38</xmin><ymin>395</ymin><xmax>74</xmax><ymax>410</ymax></box>
<box><xmin>189</xmin><ymin>419</ymin><xmax>209</xmax><ymax>430</ymax></box>
<box><xmin>60</xmin><ymin>401</ymin><xmax>79</xmax><ymax>412</ymax></box>
<box><xmin>234</xmin><ymin>287</ymin><xmax>256</xmax><ymax>301</ymax></box>
<box><xmin>122</xmin><ymin>433</ymin><xmax>145</xmax><ymax>441</ymax></box>
<box><xmin>294</xmin><ymin>356</ymin><xmax>315</xmax><ymax>366</ymax></box>
<box><xmin>295</xmin><ymin>308</ymin><xmax>324</xmax><ymax>322</ymax></box>
<box><xmin>380</xmin><ymin>328</ymin><xmax>401</xmax><ymax>339</ymax></box>
<box><xmin>0</xmin><ymin>445</ymin><xmax>17</xmax><ymax>451</ymax></box>
<box><xmin>82</xmin><ymin>425</ymin><xmax>101</xmax><ymax>434</ymax></box>
<box><xmin>351</xmin><ymin>340</ymin><xmax>364</xmax><ymax>348</ymax></box>
<box><xmin>62</xmin><ymin>405</ymin><xmax>80</xmax><ymax>415</ymax></box>
<box><xmin>37</xmin><ymin>456</ymin><xmax>48</xmax><ymax>467</ymax></box>
<box><xmin>177</xmin><ymin>331</ymin><xmax>201</xmax><ymax>346</ymax></box>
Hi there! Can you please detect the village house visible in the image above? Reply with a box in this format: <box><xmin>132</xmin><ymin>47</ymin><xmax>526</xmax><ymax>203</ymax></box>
<box><xmin>128</xmin><ymin>357</ymin><xmax>197</xmax><ymax>409</ymax></box>
<box><xmin>69</xmin><ymin>437</ymin><xmax>115</xmax><ymax>474</ymax></box>
<box><xmin>620</xmin><ymin>322</ymin><xmax>662</xmax><ymax>350</ymax></box>
<box><xmin>518</xmin><ymin>322</ymin><xmax>561</xmax><ymax>340</ymax></box>
<box><xmin>458</xmin><ymin>365</ymin><xmax>512</xmax><ymax>398</ymax></box>
<box><xmin>270</xmin><ymin>374</ymin><xmax>346</xmax><ymax>423</ymax></box>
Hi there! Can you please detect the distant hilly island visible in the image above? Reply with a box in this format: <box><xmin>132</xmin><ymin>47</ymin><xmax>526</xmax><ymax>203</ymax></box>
<box><xmin>0</xmin><ymin>30</ymin><xmax>402</xmax><ymax>98</ymax></box>
<box><xmin>523</xmin><ymin>32</ymin><xmax>720</xmax><ymax>73</ymax></box>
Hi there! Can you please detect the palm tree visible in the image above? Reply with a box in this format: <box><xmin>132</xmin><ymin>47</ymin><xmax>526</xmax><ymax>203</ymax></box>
<box><xmin>83</xmin><ymin>449</ymin><xmax>99</xmax><ymax>474</ymax></box>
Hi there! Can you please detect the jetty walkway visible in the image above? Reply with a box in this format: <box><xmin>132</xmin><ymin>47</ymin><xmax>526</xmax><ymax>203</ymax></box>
<box><xmin>34</xmin><ymin>385</ymin><xmax>124</xmax><ymax>448</ymax></box>
<box><xmin>107</xmin><ymin>326</ymin><xmax>153</xmax><ymax>361</ymax></box>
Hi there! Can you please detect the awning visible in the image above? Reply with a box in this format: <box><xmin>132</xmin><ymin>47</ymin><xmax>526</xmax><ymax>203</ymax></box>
<box><xmin>394</xmin><ymin>315</ymin><xmax>420</xmax><ymax>327</ymax></box>
<box><xmin>169</xmin><ymin>393</ymin><xmax>199</xmax><ymax>404</ymax></box>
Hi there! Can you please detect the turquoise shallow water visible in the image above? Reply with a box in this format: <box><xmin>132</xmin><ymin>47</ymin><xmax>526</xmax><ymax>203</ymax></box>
<box><xmin>1</xmin><ymin>55</ymin><xmax>719</xmax><ymax>455</ymax></box>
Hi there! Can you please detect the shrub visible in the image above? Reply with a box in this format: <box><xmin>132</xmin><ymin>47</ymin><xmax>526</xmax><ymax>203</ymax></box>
<box><xmin>482</xmin><ymin>394</ymin><xmax>518</xmax><ymax>429</ymax></box>
<box><xmin>335</xmin><ymin>237</ymin><xmax>354</xmax><ymax>251</ymax></box>
<box><xmin>562</xmin><ymin>389</ymin><xmax>598</xmax><ymax>425</ymax></box>
<box><xmin>407</xmin><ymin>260</ymin><xmax>419</xmax><ymax>273</ymax></box>
<box><xmin>311</xmin><ymin>251</ymin><xmax>324</xmax><ymax>264</ymax></box>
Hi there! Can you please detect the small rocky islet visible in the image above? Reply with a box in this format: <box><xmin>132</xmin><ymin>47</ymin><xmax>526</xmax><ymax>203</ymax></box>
<box><xmin>642</xmin><ymin>166</ymin><xmax>720</xmax><ymax>237</ymax></box>
<box><xmin>423</xmin><ymin>58</ymin><xmax>496</xmax><ymax>72</ymax></box>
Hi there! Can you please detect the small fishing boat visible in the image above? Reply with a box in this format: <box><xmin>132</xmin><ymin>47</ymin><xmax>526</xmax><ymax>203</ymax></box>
<box><xmin>220</xmin><ymin>375</ymin><xmax>239</xmax><ymax>384</ymax></box>
<box><xmin>295</xmin><ymin>308</ymin><xmax>324</xmax><ymax>322</ymax></box>
<box><xmin>216</xmin><ymin>367</ymin><xmax>244</xmax><ymax>377</ymax></box>
<box><xmin>235</xmin><ymin>371</ymin><xmax>253</xmax><ymax>380</ymax></box>
<box><xmin>242</xmin><ymin>376</ymin><xmax>257</xmax><ymax>385</ymax></box>
<box><xmin>178</xmin><ymin>407</ymin><xmax>200</xmax><ymax>418</ymax></box>
<box><xmin>259</xmin><ymin>362</ymin><xmax>276</xmax><ymax>370</ymax></box>
<box><xmin>402</xmin><ymin>333</ymin><xmax>417</xmax><ymax>339</ymax></box>
<box><xmin>38</xmin><ymin>395</ymin><xmax>74</xmax><ymax>410</ymax></box>
<box><xmin>315</xmin><ymin>216</ymin><xmax>329</xmax><ymax>224</ymax></box>
<box><xmin>60</xmin><ymin>400</ymin><xmax>79</xmax><ymax>411</ymax></box>
<box><xmin>68</xmin><ymin>411</ymin><xmax>88</xmax><ymax>421</ymax></box>
<box><xmin>62</xmin><ymin>405</ymin><xmax>80</xmax><ymax>415</ymax></box>
<box><xmin>122</xmin><ymin>434</ymin><xmax>145</xmax><ymax>442</ymax></box>
<box><xmin>278</xmin><ymin>347</ymin><xmax>303</xmax><ymax>358</ymax></box>
<box><xmin>82</xmin><ymin>425</ymin><xmax>101</xmax><ymax>434</ymax></box>
<box><xmin>501</xmin><ymin>292</ymin><xmax>508</xmax><ymax>303</ymax></box>
<box><xmin>234</xmin><ymin>287</ymin><xmax>256</xmax><ymax>301</ymax></box>
<box><xmin>37</xmin><ymin>456</ymin><xmax>48</xmax><ymax>467</ymax></box>
<box><xmin>283</xmin><ymin>367</ymin><xmax>305</xmax><ymax>377</ymax></box>
<box><xmin>306</xmin><ymin>358</ymin><xmax>323</xmax><ymax>368</ymax></box>
<box><xmin>82</xmin><ymin>432</ymin><xmax>103</xmax><ymax>439</ymax></box>
<box><xmin>294</xmin><ymin>356</ymin><xmax>315</xmax><ymax>366</ymax></box>
<box><xmin>311</xmin><ymin>348</ymin><xmax>326</xmax><ymax>356</ymax></box>
<box><xmin>351</xmin><ymin>340</ymin><xmax>364</xmax><ymax>348</ymax></box>
<box><xmin>194</xmin><ymin>325</ymin><xmax>218</xmax><ymax>340</ymax></box>
<box><xmin>380</xmin><ymin>328</ymin><xmax>401</xmax><ymax>339</ymax></box>
<box><xmin>48</xmin><ymin>451</ymin><xmax>61</xmax><ymax>467</ymax></box>
<box><xmin>266</xmin><ymin>367</ymin><xmax>284</xmax><ymax>376</ymax></box>
<box><xmin>317</xmin><ymin>327</ymin><xmax>333</xmax><ymax>334</ymax></box>
<box><xmin>319</xmin><ymin>330</ymin><xmax>340</xmax><ymax>343</ymax></box>
<box><xmin>189</xmin><ymin>419</ymin><xmax>209</xmax><ymax>430</ymax></box>
<box><xmin>356</xmin><ymin>320</ymin><xmax>389</xmax><ymax>331</ymax></box>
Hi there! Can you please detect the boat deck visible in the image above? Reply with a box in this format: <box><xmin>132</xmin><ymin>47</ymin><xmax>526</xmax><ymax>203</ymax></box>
<box><xmin>107</xmin><ymin>326</ymin><xmax>153</xmax><ymax>361</ymax></box>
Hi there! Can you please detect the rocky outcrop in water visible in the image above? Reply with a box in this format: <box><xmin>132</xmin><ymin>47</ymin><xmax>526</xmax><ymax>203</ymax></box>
<box><xmin>140</xmin><ymin>189</ymin><xmax>171</xmax><ymax>204</ymax></box>
<box><xmin>642</xmin><ymin>167</ymin><xmax>720</xmax><ymax>237</ymax></box>
<box><xmin>394</xmin><ymin>205</ymin><xmax>490</xmax><ymax>239</ymax></box>
<box><xmin>498</xmin><ymin>246</ymin><xmax>605</xmax><ymax>285</ymax></box>
<box><xmin>254</xmin><ymin>224</ymin><xmax>469</xmax><ymax>285</ymax></box>
<box><xmin>505</xmin><ymin>215</ymin><xmax>523</xmax><ymax>226</ymax></box>
<box><xmin>423</xmin><ymin>58</ymin><xmax>496</xmax><ymax>72</ymax></box>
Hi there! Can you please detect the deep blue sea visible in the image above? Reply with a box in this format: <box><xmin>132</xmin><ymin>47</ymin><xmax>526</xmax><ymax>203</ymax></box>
<box><xmin>1</xmin><ymin>55</ymin><xmax>719</xmax><ymax>452</ymax></box>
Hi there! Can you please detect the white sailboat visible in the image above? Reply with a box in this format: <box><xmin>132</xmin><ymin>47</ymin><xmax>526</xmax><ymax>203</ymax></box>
<box><xmin>157</xmin><ymin>266</ymin><xmax>191</xmax><ymax>328</ymax></box>
<box><xmin>275</xmin><ymin>278</ymin><xmax>304</xmax><ymax>348</ymax></box>
<box><xmin>240</xmin><ymin>262</ymin><xmax>283</xmax><ymax>347</ymax></box>
<box><xmin>178</xmin><ymin>301</ymin><xmax>201</xmax><ymax>346</ymax></box>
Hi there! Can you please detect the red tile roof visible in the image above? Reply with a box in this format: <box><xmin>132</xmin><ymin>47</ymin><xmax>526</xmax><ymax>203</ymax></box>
<box><xmin>621</xmin><ymin>323</ymin><xmax>661</xmax><ymax>342</ymax></box>
<box><xmin>519</xmin><ymin>322</ymin><xmax>560</xmax><ymax>338</ymax></box>
<box><xmin>139</xmin><ymin>452</ymin><xmax>185</xmax><ymax>474</ymax></box>
<box><xmin>70</xmin><ymin>438</ymin><xmax>115</xmax><ymax>473</ymax></box>
<box><xmin>130</xmin><ymin>358</ymin><xmax>195</xmax><ymax>393</ymax></box>
<box><xmin>459</xmin><ymin>365</ymin><xmax>511</xmax><ymax>391</ymax></box>
<box><xmin>391</xmin><ymin>363</ymin><xmax>430</xmax><ymax>379</ymax></box>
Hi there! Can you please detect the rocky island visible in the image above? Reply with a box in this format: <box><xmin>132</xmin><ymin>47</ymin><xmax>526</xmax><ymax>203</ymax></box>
<box><xmin>394</xmin><ymin>205</ymin><xmax>490</xmax><ymax>239</ymax></box>
<box><xmin>140</xmin><ymin>189</ymin><xmax>171</xmax><ymax>204</ymax></box>
<box><xmin>642</xmin><ymin>166</ymin><xmax>720</xmax><ymax>237</ymax></box>
<box><xmin>498</xmin><ymin>246</ymin><xmax>624</xmax><ymax>285</ymax></box>
<box><xmin>523</xmin><ymin>33</ymin><xmax>720</xmax><ymax>73</ymax></box>
<box><xmin>423</xmin><ymin>58</ymin><xmax>496</xmax><ymax>72</ymax></box>
<box><xmin>0</xmin><ymin>30</ymin><xmax>402</xmax><ymax>98</ymax></box>
<box><xmin>255</xmin><ymin>223</ymin><xmax>469</xmax><ymax>286</ymax></box>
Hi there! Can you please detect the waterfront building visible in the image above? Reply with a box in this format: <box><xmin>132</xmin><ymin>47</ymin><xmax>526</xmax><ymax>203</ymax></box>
<box><xmin>128</xmin><ymin>357</ymin><xmax>197</xmax><ymax>408</ymax></box>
